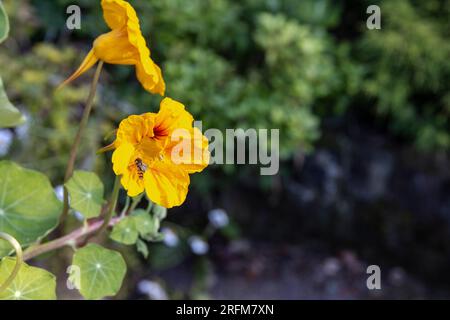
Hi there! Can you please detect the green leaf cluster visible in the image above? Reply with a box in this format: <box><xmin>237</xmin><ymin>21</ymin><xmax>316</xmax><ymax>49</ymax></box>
<box><xmin>111</xmin><ymin>202</ymin><xmax>167</xmax><ymax>257</ymax></box>
<box><xmin>358</xmin><ymin>0</ymin><xmax>450</xmax><ymax>150</ymax></box>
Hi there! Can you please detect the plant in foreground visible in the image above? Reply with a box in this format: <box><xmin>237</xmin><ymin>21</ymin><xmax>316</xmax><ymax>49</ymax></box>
<box><xmin>0</xmin><ymin>0</ymin><xmax>209</xmax><ymax>300</ymax></box>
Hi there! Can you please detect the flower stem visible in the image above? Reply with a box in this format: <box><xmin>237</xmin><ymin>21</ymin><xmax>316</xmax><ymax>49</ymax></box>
<box><xmin>61</xmin><ymin>61</ymin><xmax>104</xmax><ymax>223</ymax></box>
<box><xmin>0</xmin><ymin>233</ymin><xmax>23</xmax><ymax>292</ymax></box>
<box><xmin>94</xmin><ymin>175</ymin><xmax>121</xmax><ymax>237</ymax></box>
<box><xmin>120</xmin><ymin>196</ymin><xmax>131</xmax><ymax>218</ymax></box>
<box><xmin>22</xmin><ymin>216</ymin><xmax>121</xmax><ymax>261</ymax></box>
<box><xmin>146</xmin><ymin>198</ymin><xmax>154</xmax><ymax>213</ymax></box>
<box><xmin>130</xmin><ymin>193</ymin><xmax>144</xmax><ymax>213</ymax></box>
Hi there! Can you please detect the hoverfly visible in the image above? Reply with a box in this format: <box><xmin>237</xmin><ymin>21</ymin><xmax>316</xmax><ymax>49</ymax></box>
<box><xmin>134</xmin><ymin>158</ymin><xmax>147</xmax><ymax>179</ymax></box>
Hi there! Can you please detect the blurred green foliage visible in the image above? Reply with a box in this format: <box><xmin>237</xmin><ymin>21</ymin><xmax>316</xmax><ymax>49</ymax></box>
<box><xmin>0</xmin><ymin>42</ymin><xmax>117</xmax><ymax>180</ymax></box>
<box><xmin>360</xmin><ymin>0</ymin><xmax>450</xmax><ymax>150</ymax></box>
<box><xmin>1</xmin><ymin>0</ymin><xmax>448</xmax><ymax>185</ymax></box>
<box><xmin>0</xmin><ymin>0</ymin><xmax>448</xmax><ymax>300</ymax></box>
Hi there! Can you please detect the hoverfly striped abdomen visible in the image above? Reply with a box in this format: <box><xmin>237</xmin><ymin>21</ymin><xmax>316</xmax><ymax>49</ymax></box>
<box><xmin>134</xmin><ymin>158</ymin><xmax>147</xmax><ymax>179</ymax></box>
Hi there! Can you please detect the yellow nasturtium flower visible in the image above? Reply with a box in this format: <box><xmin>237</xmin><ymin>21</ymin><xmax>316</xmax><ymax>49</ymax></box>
<box><xmin>61</xmin><ymin>0</ymin><xmax>165</xmax><ymax>95</ymax></box>
<box><xmin>110</xmin><ymin>98</ymin><xmax>210</xmax><ymax>208</ymax></box>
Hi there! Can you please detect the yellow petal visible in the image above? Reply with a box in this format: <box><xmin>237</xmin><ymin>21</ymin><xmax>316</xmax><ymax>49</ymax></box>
<box><xmin>152</xmin><ymin>63</ymin><xmax>166</xmax><ymax>96</ymax></box>
<box><xmin>112</xmin><ymin>142</ymin><xmax>135</xmax><ymax>175</ymax></box>
<box><xmin>144</xmin><ymin>160</ymin><xmax>190</xmax><ymax>208</ymax></box>
<box><xmin>155</xmin><ymin>98</ymin><xmax>194</xmax><ymax>137</ymax></box>
<box><xmin>101</xmin><ymin>0</ymin><xmax>134</xmax><ymax>30</ymax></box>
<box><xmin>62</xmin><ymin>0</ymin><xmax>165</xmax><ymax>95</ymax></box>
<box><xmin>137</xmin><ymin>137</ymin><xmax>164</xmax><ymax>163</ymax></box>
<box><xmin>121</xmin><ymin>170</ymin><xmax>144</xmax><ymax>197</ymax></box>
<box><xmin>116</xmin><ymin>114</ymin><xmax>155</xmax><ymax>146</ymax></box>
<box><xmin>135</xmin><ymin>60</ymin><xmax>165</xmax><ymax>96</ymax></box>
<box><xmin>59</xmin><ymin>49</ymin><xmax>98</xmax><ymax>88</ymax></box>
<box><xmin>93</xmin><ymin>28</ymin><xmax>139</xmax><ymax>65</ymax></box>
<box><xmin>102</xmin><ymin>0</ymin><xmax>165</xmax><ymax>95</ymax></box>
<box><xmin>166</xmin><ymin>127</ymin><xmax>210</xmax><ymax>173</ymax></box>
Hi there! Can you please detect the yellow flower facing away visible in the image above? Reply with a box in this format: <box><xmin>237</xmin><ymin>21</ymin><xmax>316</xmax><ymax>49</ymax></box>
<box><xmin>61</xmin><ymin>0</ymin><xmax>165</xmax><ymax>95</ymax></box>
<box><xmin>111</xmin><ymin>98</ymin><xmax>210</xmax><ymax>208</ymax></box>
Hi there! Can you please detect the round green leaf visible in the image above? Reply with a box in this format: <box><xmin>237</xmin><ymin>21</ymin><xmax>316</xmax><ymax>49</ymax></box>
<box><xmin>110</xmin><ymin>217</ymin><xmax>138</xmax><ymax>245</ymax></box>
<box><xmin>132</xmin><ymin>209</ymin><xmax>159</xmax><ymax>236</ymax></box>
<box><xmin>0</xmin><ymin>1</ymin><xmax>9</xmax><ymax>43</ymax></box>
<box><xmin>0</xmin><ymin>257</ymin><xmax>57</xmax><ymax>300</ymax></box>
<box><xmin>110</xmin><ymin>210</ymin><xmax>160</xmax><ymax>245</ymax></box>
<box><xmin>0</xmin><ymin>77</ymin><xmax>25</xmax><ymax>128</ymax></box>
<box><xmin>0</xmin><ymin>161</ymin><xmax>62</xmax><ymax>258</ymax></box>
<box><xmin>65</xmin><ymin>170</ymin><xmax>104</xmax><ymax>219</ymax></box>
<box><xmin>72</xmin><ymin>244</ymin><xmax>126</xmax><ymax>300</ymax></box>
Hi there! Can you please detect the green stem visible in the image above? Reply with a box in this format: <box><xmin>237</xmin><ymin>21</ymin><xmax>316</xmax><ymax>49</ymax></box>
<box><xmin>24</xmin><ymin>177</ymin><xmax>122</xmax><ymax>260</ymax></box>
<box><xmin>120</xmin><ymin>194</ymin><xmax>143</xmax><ymax>219</ymax></box>
<box><xmin>129</xmin><ymin>193</ymin><xmax>144</xmax><ymax>213</ymax></box>
<box><xmin>61</xmin><ymin>61</ymin><xmax>104</xmax><ymax>223</ymax></box>
<box><xmin>120</xmin><ymin>196</ymin><xmax>131</xmax><ymax>218</ymax></box>
<box><xmin>94</xmin><ymin>176</ymin><xmax>121</xmax><ymax>237</ymax></box>
<box><xmin>0</xmin><ymin>233</ymin><xmax>23</xmax><ymax>292</ymax></box>
<box><xmin>146</xmin><ymin>198</ymin><xmax>154</xmax><ymax>213</ymax></box>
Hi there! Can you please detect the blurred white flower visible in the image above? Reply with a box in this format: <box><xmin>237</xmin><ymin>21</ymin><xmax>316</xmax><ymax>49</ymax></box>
<box><xmin>208</xmin><ymin>208</ymin><xmax>229</xmax><ymax>228</ymax></box>
<box><xmin>188</xmin><ymin>236</ymin><xmax>209</xmax><ymax>255</ymax></box>
<box><xmin>55</xmin><ymin>187</ymin><xmax>81</xmax><ymax>222</ymax></box>
<box><xmin>137</xmin><ymin>280</ymin><xmax>168</xmax><ymax>300</ymax></box>
<box><xmin>161</xmin><ymin>228</ymin><xmax>179</xmax><ymax>248</ymax></box>
<box><xmin>15</xmin><ymin>112</ymin><xmax>30</xmax><ymax>141</ymax></box>
<box><xmin>54</xmin><ymin>185</ymin><xmax>65</xmax><ymax>202</ymax></box>
<box><xmin>72</xmin><ymin>211</ymin><xmax>84</xmax><ymax>221</ymax></box>
<box><xmin>0</xmin><ymin>129</ymin><xmax>14</xmax><ymax>156</ymax></box>
<box><xmin>388</xmin><ymin>267</ymin><xmax>406</xmax><ymax>286</ymax></box>
<box><xmin>322</xmin><ymin>257</ymin><xmax>341</xmax><ymax>277</ymax></box>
